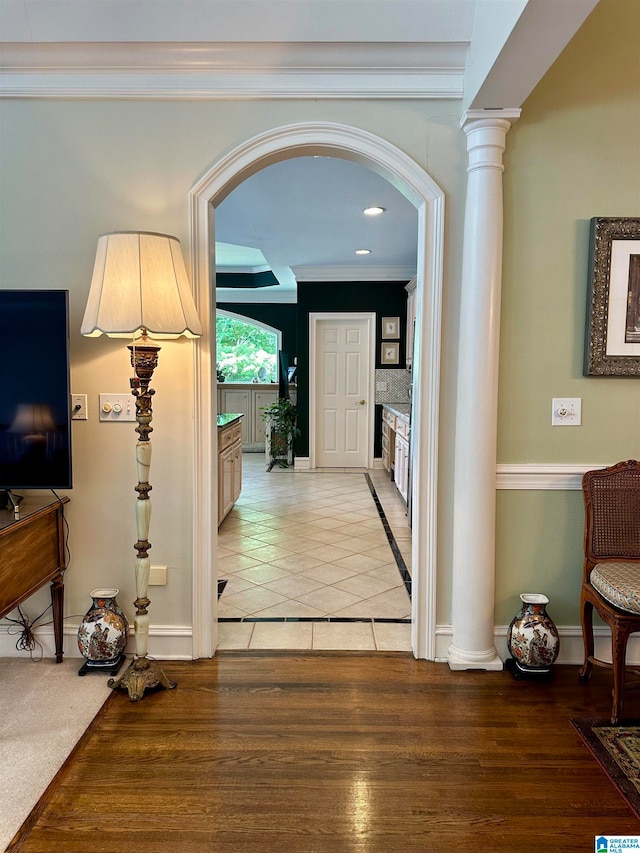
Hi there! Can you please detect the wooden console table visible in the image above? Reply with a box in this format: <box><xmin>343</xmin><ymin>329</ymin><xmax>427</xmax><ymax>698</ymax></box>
<box><xmin>0</xmin><ymin>496</ymin><xmax>69</xmax><ymax>662</ymax></box>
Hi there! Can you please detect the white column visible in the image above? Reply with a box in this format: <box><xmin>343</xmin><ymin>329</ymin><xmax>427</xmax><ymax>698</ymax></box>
<box><xmin>448</xmin><ymin>109</ymin><xmax>520</xmax><ymax>671</ymax></box>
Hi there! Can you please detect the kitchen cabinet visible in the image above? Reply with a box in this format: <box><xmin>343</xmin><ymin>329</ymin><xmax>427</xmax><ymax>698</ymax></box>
<box><xmin>381</xmin><ymin>406</ymin><xmax>395</xmax><ymax>473</ymax></box>
<box><xmin>217</xmin><ymin>415</ymin><xmax>243</xmax><ymax>526</ymax></box>
<box><xmin>217</xmin><ymin>384</ymin><xmax>278</xmax><ymax>448</ymax></box>
<box><xmin>381</xmin><ymin>404</ymin><xmax>410</xmax><ymax>503</ymax></box>
<box><xmin>394</xmin><ymin>425</ymin><xmax>410</xmax><ymax>503</ymax></box>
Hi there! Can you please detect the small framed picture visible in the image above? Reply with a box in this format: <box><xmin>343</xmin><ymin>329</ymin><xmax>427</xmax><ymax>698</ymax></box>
<box><xmin>382</xmin><ymin>317</ymin><xmax>400</xmax><ymax>339</ymax></box>
<box><xmin>381</xmin><ymin>342</ymin><xmax>399</xmax><ymax>364</ymax></box>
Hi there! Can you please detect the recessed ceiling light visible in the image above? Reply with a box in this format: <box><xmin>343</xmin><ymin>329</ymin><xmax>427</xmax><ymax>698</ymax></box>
<box><xmin>355</xmin><ymin>249</ymin><xmax>371</xmax><ymax>255</ymax></box>
<box><xmin>363</xmin><ymin>206</ymin><xmax>385</xmax><ymax>216</ymax></box>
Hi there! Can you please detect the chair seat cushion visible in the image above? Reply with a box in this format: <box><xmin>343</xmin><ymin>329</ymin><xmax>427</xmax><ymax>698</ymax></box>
<box><xmin>591</xmin><ymin>561</ymin><xmax>640</xmax><ymax>614</ymax></box>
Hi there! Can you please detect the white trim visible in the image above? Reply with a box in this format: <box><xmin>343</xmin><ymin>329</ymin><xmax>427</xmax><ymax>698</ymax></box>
<box><xmin>293</xmin><ymin>265</ymin><xmax>416</xmax><ymax>282</ymax></box>
<box><xmin>496</xmin><ymin>463</ymin><xmax>609</xmax><ymax>490</ymax></box>
<box><xmin>0</xmin><ymin>73</ymin><xmax>463</xmax><ymax>101</ymax></box>
<box><xmin>190</xmin><ymin>181</ymin><xmax>217</xmax><ymax>661</ymax></box>
<box><xmin>294</xmin><ymin>457</ymin><xmax>311</xmax><ymax>470</ymax></box>
<box><xmin>217</xmin><ymin>288</ymin><xmax>297</xmax><ymax>305</ymax></box>
<box><xmin>435</xmin><ymin>623</ymin><xmax>637</xmax><ymax>667</ymax></box>
<box><xmin>308</xmin><ymin>312</ymin><xmax>376</xmax><ymax>471</ymax></box>
<box><xmin>0</xmin><ymin>623</ymin><xmax>194</xmax><ymax>661</ymax></box>
<box><xmin>189</xmin><ymin>121</ymin><xmax>445</xmax><ymax>662</ymax></box>
<box><xmin>0</xmin><ymin>42</ymin><xmax>466</xmax><ymax>100</ymax></box>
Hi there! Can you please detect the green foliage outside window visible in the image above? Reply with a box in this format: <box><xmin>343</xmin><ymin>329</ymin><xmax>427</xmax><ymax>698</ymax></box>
<box><xmin>215</xmin><ymin>315</ymin><xmax>278</xmax><ymax>383</ymax></box>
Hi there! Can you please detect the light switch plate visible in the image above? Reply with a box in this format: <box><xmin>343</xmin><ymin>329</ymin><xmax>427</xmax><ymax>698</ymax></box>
<box><xmin>99</xmin><ymin>393</ymin><xmax>136</xmax><ymax>422</ymax></box>
<box><xmin>551</xmin><ymin>398</ymin><xmax>582</xmax><ymax>426</ymax></box>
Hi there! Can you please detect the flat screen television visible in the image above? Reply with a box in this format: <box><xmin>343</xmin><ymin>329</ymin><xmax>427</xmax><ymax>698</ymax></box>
<box><xmin>0</xmin><ymin>290</ymin><xmax>72</xmax><ymax>504</ymax></box>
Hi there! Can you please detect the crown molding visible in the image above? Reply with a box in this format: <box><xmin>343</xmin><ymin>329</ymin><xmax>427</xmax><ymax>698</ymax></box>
<box><xmin>293</xmin><ymin>265</ymin><xmax>415</xmax><ymax>282</ymax></box>
<box><xmin>0</xmin><ymin>41</ymin><xmax>466</xmax><ymax>99</ymax></box>
<box><xmin>216</xmin><ymin>287</ymin><xmax>297</xmax><ymax>304</ymax></box>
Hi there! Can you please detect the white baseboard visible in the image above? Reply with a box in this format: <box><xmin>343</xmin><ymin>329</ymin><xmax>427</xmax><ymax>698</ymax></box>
<box><xmin>434</xmin><ymin>623</ymin><xmax>624</xmax><ymax>666</ymax></box>
<box><xmin>0</xmin><ymin>623</ymin><xmax>194</xmax><ymax>661</ymax></box>
<box><xmin>295</xmin><ymin>457</ymin><xmax>386</xmax><ymax>471</ymax></box>
<box><xmin>4</xmin><ymin>621</ymin><xmax>623</xmax><ymax>668</ymax></box>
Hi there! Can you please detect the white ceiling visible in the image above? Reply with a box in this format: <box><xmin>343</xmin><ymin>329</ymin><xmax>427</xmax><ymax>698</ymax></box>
<box><xmin>0</xmin><ymin>0</ymin><xmax>600</xmax><ymax>298</ymax></box>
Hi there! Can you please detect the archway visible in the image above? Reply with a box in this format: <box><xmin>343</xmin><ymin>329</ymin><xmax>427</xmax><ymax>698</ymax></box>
<box><xmin>188</xmin><ymin>122</ymin><xmax>444</xmax><ymax>660</ymax></box>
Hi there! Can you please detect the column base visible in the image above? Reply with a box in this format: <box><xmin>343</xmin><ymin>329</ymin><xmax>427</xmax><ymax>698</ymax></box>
<box><xmin>447</xmin><ymin>642</ymin><xmax>504</xmax><ymax>671</ymax></box>
<box><xmin>108</xmin><ymin>655</ymin><xmax>177</xmax><ymax>701</ymax></box>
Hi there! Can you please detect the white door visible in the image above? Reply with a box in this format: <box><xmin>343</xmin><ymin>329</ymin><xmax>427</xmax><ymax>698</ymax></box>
<box><xmin>314</xmin><ymin>315</ymin><xmax>372</xmax><ymax>468</ymax></box>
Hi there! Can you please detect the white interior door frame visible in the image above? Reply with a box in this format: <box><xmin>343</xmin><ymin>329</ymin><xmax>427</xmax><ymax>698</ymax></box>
<box><xmin>188</xmin><ymin>121</ymin><xmax>445</xmax><ymax>661</ymax></box>
<box><xmin>309</xmin><ymin>312</ymin><xmax>376</xmax><ymax>470</ymax></box>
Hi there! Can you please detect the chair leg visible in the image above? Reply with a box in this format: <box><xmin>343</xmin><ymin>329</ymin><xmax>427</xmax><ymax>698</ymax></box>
<box><xmin>610</xmin><ymin>626</ymin><xmax>632</xmax><ymax>725</ymax></box>
<box><xmin>579</xmin><ymin>596</ymin><xmax>595</xmax><ymax>681</ymax></box>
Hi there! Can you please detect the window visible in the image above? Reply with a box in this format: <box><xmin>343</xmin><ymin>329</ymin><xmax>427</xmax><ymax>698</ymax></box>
<box><xmin>215</xmin><ymin>311</ymin><xmax>281</xmax><ymax>383</ymax></box>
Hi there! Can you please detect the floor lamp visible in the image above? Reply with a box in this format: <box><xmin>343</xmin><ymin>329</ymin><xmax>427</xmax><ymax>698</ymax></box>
<box><xmin>81</xmin><ymin>231</ymin><xmax>202</xmax><ymax>701</ymax></box>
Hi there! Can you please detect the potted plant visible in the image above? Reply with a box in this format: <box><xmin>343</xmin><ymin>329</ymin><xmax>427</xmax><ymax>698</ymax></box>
<box><xmin>261</xmin><ymin>397</ymin><xmax>299</xmax><ymax>469</ymax></box>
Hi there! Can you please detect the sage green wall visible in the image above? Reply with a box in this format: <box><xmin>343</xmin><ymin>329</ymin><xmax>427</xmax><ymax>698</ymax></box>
<box><xmin>495</xmin><ymin>491</ymin><xmax>585</xmax><ymax>626</ymax></box>
<box><xmin>501</xmin><ymin>0</ymin><xmax>639</xmax><ymax>463</ymax></box>
<box><xmin>495</xmin><ymin>0</ymin><xmax>640</xmax><ymax>624</ymax></box>
<box><xmin>0</xmin><ymin>97</ymin><xmax>466</xmax><ymax>637</ymax></box>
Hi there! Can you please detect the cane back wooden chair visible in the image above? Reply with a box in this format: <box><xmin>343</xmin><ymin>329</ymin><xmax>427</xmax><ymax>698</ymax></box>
<box><xmin>579</xmin><ymin>460</ymin><xmax>640</xmax><ymax>724</ymax></box>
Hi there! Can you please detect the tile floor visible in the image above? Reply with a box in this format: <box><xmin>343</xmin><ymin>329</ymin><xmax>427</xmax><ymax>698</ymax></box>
<box><xmin>217</xmin><ymin>452</ymin><xmax>413</xmax><ymax>651</ymax></box>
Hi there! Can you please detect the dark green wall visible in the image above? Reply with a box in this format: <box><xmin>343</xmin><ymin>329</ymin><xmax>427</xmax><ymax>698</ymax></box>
<box><xmin>218</xmin><ymin>283</ymin><xmax>408</xmax><ymax>458</ymax></box>
<box><xmin>296</xmin><ymin>281</ymin><xmax>409</xmax><ymax>457</ymax></box>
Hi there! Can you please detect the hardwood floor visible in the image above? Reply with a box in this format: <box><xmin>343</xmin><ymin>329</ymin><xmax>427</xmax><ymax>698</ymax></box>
<box><xmin>10</xmin><ymin>654</ymin><xmax>640</xmax><ymax>852</ymax></box>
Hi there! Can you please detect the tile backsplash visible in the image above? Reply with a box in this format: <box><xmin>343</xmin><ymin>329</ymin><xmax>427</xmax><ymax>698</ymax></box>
<box><xmin>375</xmin><ymin>368</ymin><xmax>411</xmax><ymax>403</ymax></box>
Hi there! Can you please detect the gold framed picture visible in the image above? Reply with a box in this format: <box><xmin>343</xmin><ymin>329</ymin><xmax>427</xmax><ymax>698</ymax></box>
<box><xmin>381</xmin><ymin>316</ymin><xmax>400</xmax><ymax>339</ymax></box>
<box><xmin>381</xmin><ymin>342</ymin><xmax>399</xmax><ymax>364</ymax></box>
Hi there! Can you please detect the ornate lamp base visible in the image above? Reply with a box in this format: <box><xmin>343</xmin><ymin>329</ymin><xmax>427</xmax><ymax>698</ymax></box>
<box><xmin>108</xmin><ymin>655</ymin><xmax>177</xmax><ymax>702</ymax></box>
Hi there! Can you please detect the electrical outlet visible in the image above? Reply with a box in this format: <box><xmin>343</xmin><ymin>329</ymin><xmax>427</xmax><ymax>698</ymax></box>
<box><xmin>376</xmin><ymin>381</ymin><xmax>388</xmax><ymax>392</ymax></box>
<box><xmin>551</xmin><ymin>398</ymin><xmax>582</xmax><ymax>426</ymax></box>
<box><xmin>71</xmin><ymin>394</ymin><xmax>88</xmax><ymax>420</ymax></box>
<box><xmin>149</xmin><ymin>565</ymin><xmax>168</xmax><ymax>586</ymax></box>
<box><xmin>99</xmin><ymin>393</ymin><xmax>136</xmax><ymax>422</ymax></box>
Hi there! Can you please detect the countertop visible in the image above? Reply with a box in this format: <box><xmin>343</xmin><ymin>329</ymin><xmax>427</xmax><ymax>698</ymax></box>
<box><xmin>217</xmin><ymin>413</ymin><xmax>244</xmax><ymax>428</ymax></box>
<box><xmin>382</xmin><ymin>402</ymin><xmax>411</xmax><ymax>422</ymax></box>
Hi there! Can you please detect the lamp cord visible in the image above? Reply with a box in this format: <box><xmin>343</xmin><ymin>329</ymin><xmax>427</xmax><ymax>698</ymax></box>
<box><xmin>4</xmin><ymin>605</ymin><xmax>51</xmax><ymax>660</ymax></box>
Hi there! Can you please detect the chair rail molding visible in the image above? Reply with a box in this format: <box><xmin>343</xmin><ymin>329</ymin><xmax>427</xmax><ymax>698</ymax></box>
<box><xmin>496</xmin><ymin>463</ymin><xmax>609</xmax><ymax>490</ymax></box>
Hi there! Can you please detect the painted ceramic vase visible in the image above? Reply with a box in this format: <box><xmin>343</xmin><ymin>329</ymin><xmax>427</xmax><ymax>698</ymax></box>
<box><xmin>507</xmin><ymin>593</ymin><xmax>560</xmax><ymax>671</ymax></box>
<box><xmin>77</xmin><ymin>588</ymin><xmax>129</xmax><ymax>663</ymax></box>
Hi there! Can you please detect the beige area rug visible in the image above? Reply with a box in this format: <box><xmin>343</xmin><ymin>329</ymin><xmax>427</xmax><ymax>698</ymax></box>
<box><xmin>0</xmin><ymin>656</ymin><xmax>112</xmax><ymax>852</ymax></box>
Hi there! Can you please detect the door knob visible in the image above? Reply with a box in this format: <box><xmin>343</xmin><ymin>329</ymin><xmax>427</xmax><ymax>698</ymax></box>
<box><xmin>359</xmin><ymin>399</ymin><xmax>366</xmax><ymax>405</ymax></box>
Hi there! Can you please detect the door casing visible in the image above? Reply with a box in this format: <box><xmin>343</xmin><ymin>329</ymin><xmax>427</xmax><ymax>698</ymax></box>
<box><xmin>188</xmin><ymin>121</ymin><xmax>445</xmax><ymax>662</ymax></box>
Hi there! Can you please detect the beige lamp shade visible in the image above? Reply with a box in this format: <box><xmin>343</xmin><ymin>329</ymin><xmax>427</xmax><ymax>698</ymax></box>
<box><xmin>81</xmin><ymin>231</ymin><xmax>203</xmax><ymax>339</ymax></box>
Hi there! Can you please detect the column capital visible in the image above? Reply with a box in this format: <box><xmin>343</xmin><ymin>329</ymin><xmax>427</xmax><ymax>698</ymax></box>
<box><xmin>460</xmin><ymin>108</ymin><xmax>521</xmax><ymax>131</ymax></box>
